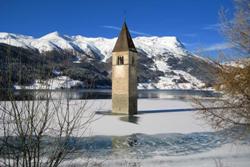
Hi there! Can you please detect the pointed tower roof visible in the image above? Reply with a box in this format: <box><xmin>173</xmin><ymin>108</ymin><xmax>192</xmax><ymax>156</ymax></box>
<box><xmin>112</xmin><ymin>22</ymin><xmax>137</xmax><ymax>53</ymax></box>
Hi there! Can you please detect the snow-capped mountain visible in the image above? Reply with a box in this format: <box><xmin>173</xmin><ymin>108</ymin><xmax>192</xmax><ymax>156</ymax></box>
<box><xmin>0</xmin><ymin>32</ymin><xmax>217</xmax><ymax>89</ymax></box>
<box><xmin>223</xmin><ymin>58</ymin><xmax>250</xmax><ymax>68</ymax></box>
<box><xmin>0</xmin><ymin>32</ymin><xmax>192</xmax><ymax>61</ymax></box>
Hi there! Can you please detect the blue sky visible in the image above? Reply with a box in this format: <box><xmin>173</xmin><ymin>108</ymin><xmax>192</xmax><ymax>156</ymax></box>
<box><xmin>0</xmin><ymin>0</ymin><xmax>235</xmax><ymax>57</ymax></box>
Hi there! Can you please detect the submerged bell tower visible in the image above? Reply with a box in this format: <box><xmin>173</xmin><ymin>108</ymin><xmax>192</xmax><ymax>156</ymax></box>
<box><xmin>112</xmin><ymin>22</ymin><xmax>138</xmax><ymax>115</ymax></box>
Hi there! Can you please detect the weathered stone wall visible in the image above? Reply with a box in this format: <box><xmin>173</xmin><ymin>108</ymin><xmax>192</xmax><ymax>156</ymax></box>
<box><xmin>112</xmin><ymin>51</ymin><xmax>137</xmax><ymax>115</ymax></box>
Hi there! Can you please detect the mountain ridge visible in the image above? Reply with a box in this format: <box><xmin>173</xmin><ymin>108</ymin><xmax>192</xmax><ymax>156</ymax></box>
<box><xmin>0</xmin><ymin>32</ymin><xmax>217</xmax><ymax>90</ymax></box>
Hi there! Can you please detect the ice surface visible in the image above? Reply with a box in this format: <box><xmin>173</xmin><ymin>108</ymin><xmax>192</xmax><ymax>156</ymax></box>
<box><xmin>68</xmin><ymin>99</ymin><xmax>250</xmax><ymax>167</ymax></box>
<box><xmin>84</xmin><ymin>99</ymin><xmax>211</xmax><ymax>136</ymax></box>
<box><xmin>1</xmin><ymin>98</ymin><xmax>249</xmax><ymax>166</ymax></box>
<box><xmin>52</xmin><ymin>99</ymin><xmax>250</xmax><ymax>167</ymax></box>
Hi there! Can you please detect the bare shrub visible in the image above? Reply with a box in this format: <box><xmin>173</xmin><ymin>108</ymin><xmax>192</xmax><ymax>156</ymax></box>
<box><xmin>0</xmin><ymin>46</ymin><xmax>95</xmax><ymax>166</ymax></box>
<box><xmin>195</xmin><ymin>0</ymin><xmax>250</xmax><ymax>134</ymax></box>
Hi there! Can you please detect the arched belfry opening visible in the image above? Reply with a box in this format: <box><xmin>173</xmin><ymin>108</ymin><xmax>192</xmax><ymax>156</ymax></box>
<box><xmin>117</xmin><ymin>56</ymin><xmax>124</xmax><ymax>65</ymax></box>
<box><xmin>112</xmin><ymin>22</ymin><xmax>138</xmax><ymax>115</ymax></box>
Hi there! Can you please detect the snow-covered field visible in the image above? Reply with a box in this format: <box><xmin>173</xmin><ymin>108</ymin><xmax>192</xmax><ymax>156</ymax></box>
<box><xmin>83</xmin><ymin>99</ymin><xmax>210</xmax><ymax>136</ymax></box>
<box><xmin>14</xmin><ymin>75</ymin><xmax>206</xmax><ymax>90</ymax></box>
<box><xmin>0</xmin><ymin>98</ymin><xmax>249</xmax><ymax>166</ymax></box>
<box><xmin>58</xmin><ymin>99</ymin><xmax>250</xmax><ymax>167</ymax></box>
<box><xmin>14</xmin><ymin>76</ymin><xmax>84</xmax><ymax>90</ymax></box>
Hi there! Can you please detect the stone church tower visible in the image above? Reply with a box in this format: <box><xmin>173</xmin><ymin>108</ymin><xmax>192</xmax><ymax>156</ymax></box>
<box><xmin>112</xmin><ymin>22</ymin><xmax>138</xmax><ymax>115</ymax></box>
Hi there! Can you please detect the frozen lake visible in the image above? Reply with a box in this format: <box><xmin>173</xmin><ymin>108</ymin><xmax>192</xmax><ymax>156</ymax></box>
<box><xmin>63</xmin><ymin>98</ymin><xmax>250</xmax><ymax>167</ymax></box>
<box><xmin>0</xmin><ymin>90</ymin><xmax>249</xmax><ymax>166</ymax></box>
<box><xmin>0</xmin><ymin>89</ymin><xmax>221</xmax><ymax>100</ymax></box>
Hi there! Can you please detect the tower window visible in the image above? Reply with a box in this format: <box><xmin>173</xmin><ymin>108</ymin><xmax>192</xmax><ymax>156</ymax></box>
<box><xmin>117</xmin><ymin>56</ymin><xmax>124</xmax><ymax>65</ymax></box>
<box><xmin>132</xmin><ymin>56</ymin><xmax>134</xmax><ymax>65</ymax></box>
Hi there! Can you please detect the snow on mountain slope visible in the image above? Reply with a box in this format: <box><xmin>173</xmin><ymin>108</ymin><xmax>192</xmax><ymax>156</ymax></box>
<box><xmin>14</xmin><ymin>76</ymin><xmax>83</xmax><ymax>90</ymax></box>
<box><xmin>0</xmin><ymin>32</ymin><xmax>34</xmax><ymax>49</ymax></box>
<box><xmin>134</xmin><ymin>36</ymin><xmax>188</xmax><ymax>58</ymax></box>
<box><xmin>223</xmin><ymin>58</ymin><xmax>250</xmax><ymax>68</ymax></box>
<box><xmin>32</xmin><ymin>32</ymin><xmax>72</xmax><ymax>52</ymax></box>
<box><xmin>0</xmin><ymin>32</ymin><xmax>190</xmax><ymax>61</ymax></box>
<box><xmin>0</xmin><ymin>32</ymin><xmax>216</xmax><ymax>89</ymax></box>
